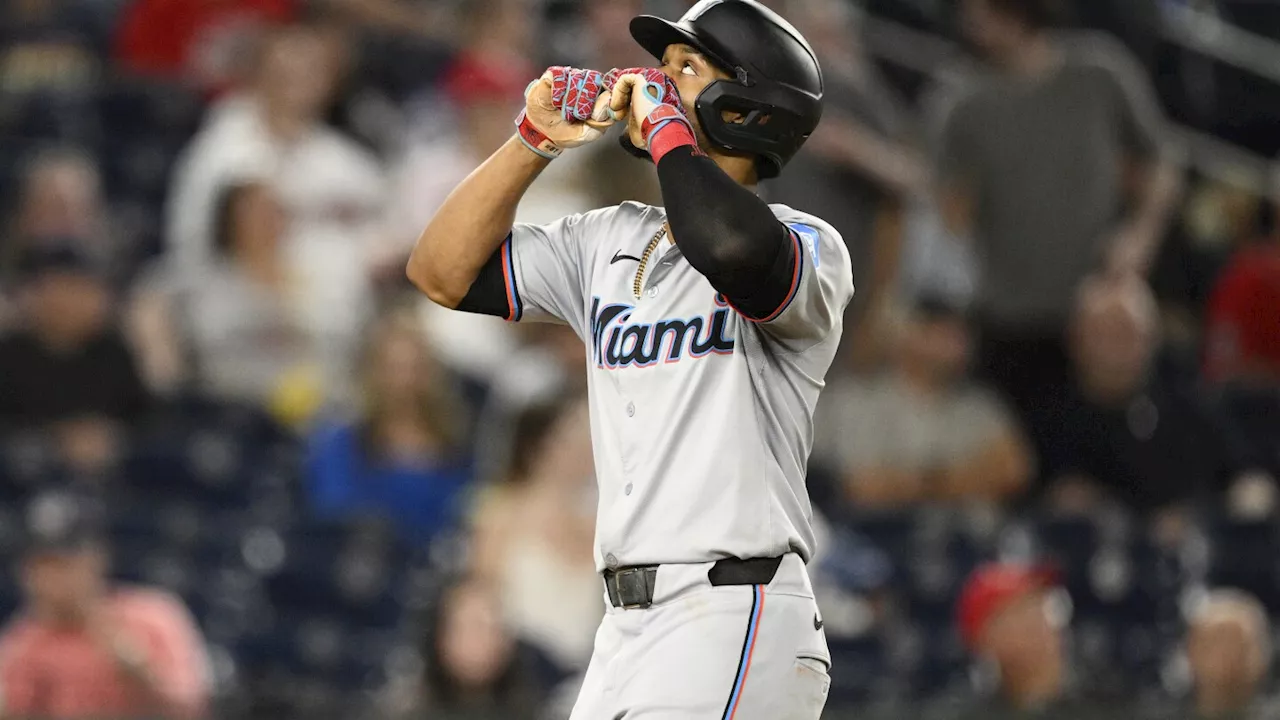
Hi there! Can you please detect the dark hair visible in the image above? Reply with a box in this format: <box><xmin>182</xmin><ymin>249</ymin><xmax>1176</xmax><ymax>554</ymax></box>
<box><xmin>503</xmin><ymin>399</ymin><xmax>571</xmax><ymax>485</ymax></box>
<box><xmin>356</xmin><ymin>306</ymin><xmax>469</xmax><ymax>460</ymax></box>
<box><xmin>981</xmin><ymin>0</ymin><xmax>1061</xmax><ymax>30</ymax></box>
<box><xmin>211</xmin><ymin>183</ymin><xmax>257</xmax><ymax>257</ymax></box>
<box><xmin>418</xmin><ymin>579</ymin><xmax>535</xmax><ymax>713</ymax></box>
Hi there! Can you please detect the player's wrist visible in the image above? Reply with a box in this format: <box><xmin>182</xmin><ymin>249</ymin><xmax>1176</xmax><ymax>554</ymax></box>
<box><xmin>514</xmin><ymin>109</ymin><xmax>563</xmax><ymax>160</ymax></box>
<box><xmin>643</xmin><ymin>107</ymin><xmax>700</xmax><ymax>165</ymax></box>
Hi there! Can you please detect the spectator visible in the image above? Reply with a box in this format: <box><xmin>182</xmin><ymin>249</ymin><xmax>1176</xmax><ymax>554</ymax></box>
<box><xmin>388</xmin><ymin>0</ymin><xmax>560</xmax><ymax>385</ymax></box>
<box><xmin>812</xmin><ymin>293</ymin><xmax>1031</xmax><ymax>512</ymax></box>
<box><xmin>1185</xmin><ymin>589</ymin><xmax>1272</xmax><ymax>720</ymax></box>
<box><xmin>166</xmin><ymin>22</ymin><xmax>386</xmax><ymax>379</ymax></box>
<box><xmin>469</xmin><ymin>397</ymin><xmax>599</xmax><ymax>678</ymax></box>
<box><xmin>0</xmin><ymin>242</ymin><xmax>150</xmax><ymax>472</ymax></box>
<box><xmin>931</xmin><ymin>0</ymin><xmax>1181</xmax><ymax>442</ymax></box>
<box><xmin>955</xmin><ymin>563</ymin><xmax>1085</xmax><ymax>719</ymax></box>
<box><xmin>305</xmin><ymin>308</ymin><xmax>472</xmax><ymax>546</ymax></box>
<box><xmin>9</xmin><ymin>145</ymin><xmax>105</xmax><ymax>242</ymax></box>
<box><xmin>113</xmin><ymin>0</ymin><xmax>299</xmax><ymax>98</ymax></box>
<box><xmin>386</xmin><ymin>38</ymin><xmax>534</xmax><ymax>251</ymax></box>
<box><xmin>1039</xmin><ymin>276</ymin><xmax>1274</xmax><ymax>528</ymax></box>
<box><xmin>470</xmin><ymin>322</ymin><xmax>587</xmax><ymax>483</ymax></box>
<box><xmin>129</xmin><ymin>182</ymin><xmax>330</xmax><ymax>424</ymax></box>
<box><xmin>1203</xmin><ymin>227</ymin><xmax>1280</xmax><ymax>385</ymax></box>
<box><xmin>398</xmin><ymin>579</ymin><xmax>540</xmax><ymax>720</ymax></box>
<box><xmin>6</xmin><ymin>146</ymin><xmax>111</xmax><ymax>270</ymax></box>
<box><xmin>0</xmin><ymin>491</ymin><xmax>211</xmax><ymax>719</ymax></box>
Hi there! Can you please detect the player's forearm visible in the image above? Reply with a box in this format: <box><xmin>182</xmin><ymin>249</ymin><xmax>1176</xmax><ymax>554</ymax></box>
<box><xmin>406</xmin><ymin>136</ymin><xmax>550</xmax><ymax>307</ymax></box>
<box><xmin>656</xmin><ymin>148</ymin><xmax>791</xmax><ymax>303</ymax></box>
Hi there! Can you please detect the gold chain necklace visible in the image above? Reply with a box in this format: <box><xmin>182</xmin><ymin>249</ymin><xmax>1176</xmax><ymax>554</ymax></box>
<box><xmin>632</xmin><ymin>223</ymin><xmax>669</xmax><ymax>299</ymax></box>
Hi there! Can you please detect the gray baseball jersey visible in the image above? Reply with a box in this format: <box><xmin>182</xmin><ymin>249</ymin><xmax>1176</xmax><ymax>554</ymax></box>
<box><xmin>499</xmin><ymin>200</ymin><xmax>854</xmax><ymax>572</ymax></box>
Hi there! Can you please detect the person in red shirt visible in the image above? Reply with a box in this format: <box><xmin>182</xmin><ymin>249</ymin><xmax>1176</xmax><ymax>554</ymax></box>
<box><xmin>1204</xmin><ymin>235</ymin><xmax>1280</xmax><ymax>384</ymax></box>
<box><xmin>0</xmin><ymin>492</ymin><xmax>211</xmax><ymax>719</ymax></box>
<box><xmin>113</xmin><ymin>0</ymin><xmax>299</xmax><ymax>96</ymax></box>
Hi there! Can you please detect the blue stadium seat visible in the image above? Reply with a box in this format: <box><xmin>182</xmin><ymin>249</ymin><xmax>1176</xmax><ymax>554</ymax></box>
<box><xmin>256</xmin><ymin>519</ymin><xmax>408</xmax><ymax>630</ymax></box>
<box><xmin>852</xmin><ymin>512</ymin><xmax>915</xmax><ymax>560</ymax></box>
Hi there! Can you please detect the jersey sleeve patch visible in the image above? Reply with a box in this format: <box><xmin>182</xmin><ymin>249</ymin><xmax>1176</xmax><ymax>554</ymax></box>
<box><xmin>787</xmin><ymin>223</ymin><xmax>821</xmax><ymax>269</ymax></box>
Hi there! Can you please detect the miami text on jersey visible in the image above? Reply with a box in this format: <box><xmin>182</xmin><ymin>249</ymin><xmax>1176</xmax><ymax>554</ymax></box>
<box><xmin>590</xmin><ymin>295</ymin><xmax>736</xmax><ymax>369</ymax></box>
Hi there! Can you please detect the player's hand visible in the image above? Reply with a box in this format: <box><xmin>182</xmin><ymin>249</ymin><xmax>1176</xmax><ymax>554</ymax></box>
<box><xmin>517</xmin><ymin>66</ymin><xmax>613</xmax><ymax>159</ymax></box>
<box><xmin>605</xmin><ymin>67</ymin><xmax>689</xmax><ymax>151</ymax></box>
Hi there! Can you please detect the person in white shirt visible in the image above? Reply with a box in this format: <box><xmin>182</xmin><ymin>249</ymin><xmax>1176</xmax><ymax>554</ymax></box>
<box><xmin>166</xmin><ymin>23</ymin><xmax>387</xmax><ymax>405</ymax></box>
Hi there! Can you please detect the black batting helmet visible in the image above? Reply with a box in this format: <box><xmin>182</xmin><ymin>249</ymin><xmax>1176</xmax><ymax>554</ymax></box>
<box><xmin>625</xmin><ymin>0</ymin><xmax>823</xmax><ymax>179</ymax></box>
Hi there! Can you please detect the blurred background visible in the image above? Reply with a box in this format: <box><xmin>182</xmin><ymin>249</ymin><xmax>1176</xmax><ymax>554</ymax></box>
<box><xmin>0</xmin><ymin>0</ymin><xmax>1277</xmax><ymax>718</ymax></box>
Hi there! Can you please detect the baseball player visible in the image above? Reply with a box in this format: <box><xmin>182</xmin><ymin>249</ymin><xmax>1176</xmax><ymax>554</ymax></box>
<box><xmin>407</xmin><ymin>1</ymin><xmax>852</xmax><ymax>717</ymax></box>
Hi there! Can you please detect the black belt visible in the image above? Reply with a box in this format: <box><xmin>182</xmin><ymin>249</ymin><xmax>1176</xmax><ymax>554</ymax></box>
<box><xmin>603</xmin><ymin>555</ymin><xmax>784</xmax><ymax>609</ymax></box>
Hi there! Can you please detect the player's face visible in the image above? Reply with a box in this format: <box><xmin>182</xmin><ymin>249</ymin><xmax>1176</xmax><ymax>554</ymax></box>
<box><xmin>658</xmin><ymin>44</ymin><xmax>735</xmax><ymax>147</ymax></box>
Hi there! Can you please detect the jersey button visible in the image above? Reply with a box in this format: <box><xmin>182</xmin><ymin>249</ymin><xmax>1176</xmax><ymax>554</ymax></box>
<box><xmin>625</xmin><ymin>402</ymin><xmax>635</xmax><ymax>417</ymax></box>
<box><xmin>646</xmin><ymin>286</ymin><xmax>658</xmax><ymax>298</ymax></box>
<box><xmin>605</xmin><ymin>553</ymin><xmax>619</xmax><ymax>570</ymax></box>
<box><xmin>624</xmin><ymin>483</ymin><xmax>633</xmax><ymax>496</ymax></box>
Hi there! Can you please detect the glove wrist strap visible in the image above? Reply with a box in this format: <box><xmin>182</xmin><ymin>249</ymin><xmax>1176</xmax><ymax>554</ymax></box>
<box><xmin>643</xmin><ymin>106</ymin><xmax>701</xmax><ymax>165</ymax></box>
<box><xmin>514</xmin><ymin>110</ymin><xmax>562</xmax><ymax>160</ymax></box>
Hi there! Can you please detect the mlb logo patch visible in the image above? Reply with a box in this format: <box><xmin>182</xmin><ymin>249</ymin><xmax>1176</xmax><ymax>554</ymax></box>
<box><xmin>789</xmin><ymin>223</ymin><xmax>821</xmax><ymax>268</ymax></box>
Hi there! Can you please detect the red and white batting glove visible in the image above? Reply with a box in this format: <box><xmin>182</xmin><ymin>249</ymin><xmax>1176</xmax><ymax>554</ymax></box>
<box><xmin>606</xmin><ymin>67</ymin><xmax>703</xmax><ymax>163</ymax></box>
<box><xmin>516</xmin><ymin>66</ymin><xmax>612</xmax><ymax>160</ymax></box>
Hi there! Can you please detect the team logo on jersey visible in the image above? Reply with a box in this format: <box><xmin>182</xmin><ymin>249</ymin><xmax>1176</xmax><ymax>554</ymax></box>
<box><xmin>589</xmin><ymin>295</ymin><xmax>735</xmax><ymax>369</ymax></box>
<box><xmin>789</xmin><ymin>223</ymin><xmax>821</xmax><ymax>268</ymax></box>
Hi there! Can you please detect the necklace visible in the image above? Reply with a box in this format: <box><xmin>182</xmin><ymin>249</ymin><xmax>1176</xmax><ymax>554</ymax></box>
<box><xmin>633</xmin><ymin>223</ymin><xmax>669</xmax><ymax>300</ymax></box>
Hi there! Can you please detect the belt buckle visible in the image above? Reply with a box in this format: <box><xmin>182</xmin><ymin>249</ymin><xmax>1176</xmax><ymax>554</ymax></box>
<box><xmin>612</xmin><ymin>567</ymin><xmax>652</xmax><ymax>610</ymax></box>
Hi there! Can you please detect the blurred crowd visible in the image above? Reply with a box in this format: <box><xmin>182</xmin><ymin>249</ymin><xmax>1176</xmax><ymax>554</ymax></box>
<box><xmin>0</xmin><ymin>0</ymin><xmax>1277</xmax><ymax>718</ymax></box>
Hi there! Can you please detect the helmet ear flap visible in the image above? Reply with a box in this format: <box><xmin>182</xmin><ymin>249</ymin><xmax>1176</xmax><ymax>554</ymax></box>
<box><xmin>693</xmin><ymin>79</ymin><xmax>820</xmax><ymax>179</ymax></box>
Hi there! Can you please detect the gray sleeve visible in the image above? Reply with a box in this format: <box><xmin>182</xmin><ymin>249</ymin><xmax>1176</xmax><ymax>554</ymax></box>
<box><xmin>757</xmin><ymin>213</ymin><xmax>856</xmax><ymax>350</ymax></box>
<box><xmin>507</xmin><ymin>210</ymin><xmax>606</xmax><ymax>337</ymax></box>
<box><xmin>1093</xmin><ymin>35</ymin><xmax>1165</xmax><ymax>158</ymax></box>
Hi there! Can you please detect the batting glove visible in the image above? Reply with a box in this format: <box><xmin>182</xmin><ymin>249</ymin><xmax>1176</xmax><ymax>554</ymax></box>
<box><xmin>606</xmin><ymin>67</ymin><xmax>702</xmax><ymax>164</ymax></box>
<box><xmin>516</xmin><ymin>66</ymin><xmax>612</xmax><ymax>160</ymax></box>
